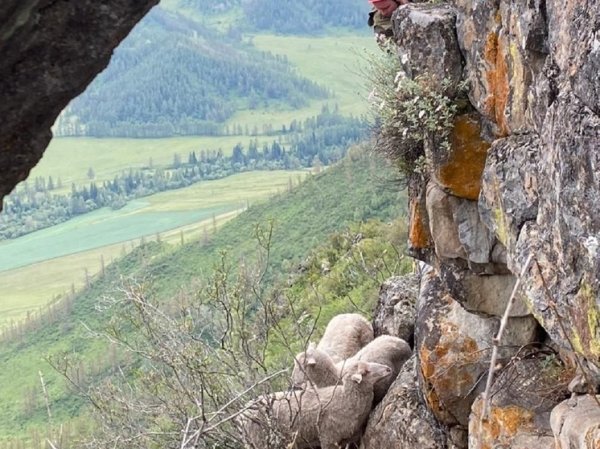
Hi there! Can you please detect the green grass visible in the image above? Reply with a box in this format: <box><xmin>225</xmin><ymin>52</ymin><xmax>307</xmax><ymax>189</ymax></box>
<box><xmin>227</xmin><ymin>33</ymin><xmax>376</xmax><ymax>132</ymax></box>
<box><xmin>29</xmin><ymin>135</ymin><xmax>278</xmax><ymax>188</ymax></box>
<box><xmin>0</xmin><ymin>170</ymin><xmax>307</xmax><ymax>327</ymax></box>
<box><xmin>0</xmin><ymin>152</ymin><xmax>406</xmax><ymax>444</ymax></box>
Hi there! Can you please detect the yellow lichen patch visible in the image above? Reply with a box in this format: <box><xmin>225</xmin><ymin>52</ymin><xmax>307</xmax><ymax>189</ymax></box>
<box><xmin>437</xmin><ymin>114</ymin><xmax>491</xmax><ymax>200</ymax></box>
<box><xmin>578</xmin><ymin>280</ymin><xmax>600</xmax><ymax>359</ymax></box>
<box><xmin>408</xmin><ymin>198</ymin><xmax>431</xmax><ymax>250</ymax></box>
<box><xmin>508</xmin><ymin>42</ymin><xmax>526</xmax><ymax>128</ymax></box>
<box><xmin>493</xmin><ymin>207</ymin><xmax>508</xmax><ymax>245</ymax></box>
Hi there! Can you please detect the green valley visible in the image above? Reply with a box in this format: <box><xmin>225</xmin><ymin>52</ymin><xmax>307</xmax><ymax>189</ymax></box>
<box><xmin>0</xmin><ymin>152</ymin><xmax>407</xmax><ymax>448</ymax></box>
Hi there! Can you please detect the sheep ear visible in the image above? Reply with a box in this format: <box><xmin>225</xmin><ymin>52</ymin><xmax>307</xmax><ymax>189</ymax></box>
<box><xmin>306</xmin><ymin>357</ymin><xmax>317</xmax><ymax>366</ymax></box>
<box><xmin>350</xmin><ymin>373</ymin><xmax>363</xmax><ymax>384</ymax></box>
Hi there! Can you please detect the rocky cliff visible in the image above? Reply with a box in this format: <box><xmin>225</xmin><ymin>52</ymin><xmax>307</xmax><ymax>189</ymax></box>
<box><xmin>0</xmin><ymin>0</ymin><xmax>158</xmax><ymax>206</ymax></box>
<box><xmin>365</xmin><ymin>1</ymin><xmax>600</xmax><ymax>448</ymax></box>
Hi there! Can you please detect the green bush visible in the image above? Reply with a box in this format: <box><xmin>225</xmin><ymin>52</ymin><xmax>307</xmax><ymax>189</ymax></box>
<box><xmin>366</xmin><ymin>44</ymin><xmax>460</xmax><ymax>183</ymax></box>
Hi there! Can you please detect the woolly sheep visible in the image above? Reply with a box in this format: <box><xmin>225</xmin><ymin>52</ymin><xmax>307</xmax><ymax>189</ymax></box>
<box><xmin>339</xmin><ymin>335</ymin><xmax>412</xmax><ymax>403</ymax></box>
<box><xmin>291</xmin><ymin>342</ymin><xmax>339</xmax><ymax>388</ymax></box>
<box><xmin>292</xmin><ymin>313</ymin><xmax>373</xmax><ymax>386</ymax></box>
<box><xmin>293</xmin><ymin>335</ymin><xmax>412</xmax><ymax>403</ymax></box>
<box><xmin>240</xmin><ymin>360</ymin><xmax>392</xmax><ymax>449</ymax></box>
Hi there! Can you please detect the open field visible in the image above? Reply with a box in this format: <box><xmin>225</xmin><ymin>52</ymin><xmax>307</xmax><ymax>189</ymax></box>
<box><xmin>29</xmin><ymin>134</ymin><xmax>278</xmax><ymax>188</ymax></box>
<box><xmin>228</xmin><ymin>34</ymin><xmax>376</xmax><ymax>131</ymax></box>
<box><xmin>0</xmin><ymin>170</ymin><xmax>308</xmax><ymax>327</ymax></box>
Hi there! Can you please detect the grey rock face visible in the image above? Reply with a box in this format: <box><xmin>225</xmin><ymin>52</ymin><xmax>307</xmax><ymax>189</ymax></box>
<box><xmin>360</xmin><ymin>355</ymin><xmax>448</xmax><ymax>449</ymax></box>
<box><xmin>416</xmin><ymin>266</ymin><xmax>538</xmax><ymax>427</ymax></box>
<box><xmin>372</xmin><ymin>274</ymin><xmax>419</xmax><ymax>344</ymax></box>
<box><xmin>551</xmin><ymin>395</ymin><xmax>600</xmax><ymax>449</ymax></box>
<box><xmin>514</xmin><ymin>94</ymin><xmax>600</xmax><ymax>364</ymax></box>
<box><xmin>479</xmin><ymin>134</ymin><xmax>540</xmax><ymax>257</ymax></box>
<box><xmin>454</xmin><ymin>0</ymin><xmax>549</xmax><ymax>135</ymax></box>
<box><xmin>392</xmin><ymin>3</ymin><xmax>463</xmax><ymax>96</ymax></box>
<box><xmin>452</xmin><ymin>196</ymin><xmax>494</xmax><ymax>265</ymax></box>
<box><xmin>436</xmin><ymin>264</ymin><xmax>529</xmax><ymax>317</ymax></box>
<box><xmin>426</xmin><ymin>182</ymin><xmax>467</xmax><ymax>261</ymax></box>
<box><xmin>0</xmin><ymin>0</ymin><xmax>158</xmax><ymax>208</ymax></box>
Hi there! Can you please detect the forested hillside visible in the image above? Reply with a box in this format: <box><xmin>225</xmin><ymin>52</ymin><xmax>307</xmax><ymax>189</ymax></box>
<box><xmin>181</xmin><ymin>0</ymin><xmax>368</xmax><ymax>33</ymax></box>
<box><xmin>54</xmin><ymin>7</ymin><xmax>330</xmax><ymax>138</ymax></box>
<box><xmin>243</xmin><ymin>0</ymin><xmax>367</xmax><ymax>34</ymax></box>
<box><xmin>0</xmin><ymin>150</ymin><xmax>407</xmax><ymax>447</ymax></box>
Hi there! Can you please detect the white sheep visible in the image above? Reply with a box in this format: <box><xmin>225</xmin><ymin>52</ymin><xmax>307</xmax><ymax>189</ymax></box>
<box><xmin>240</xmin><ymin>361</ymin><xmax>392</xmax><ymax>449</ymax></box>
<box><xmin>293</xmin><ymin>335</ymin><xmax>412</xmax><ymax>403</ymax></box>
<box><xmin>292</xmin><ymin>313</ymin><xmax>374</xmax><ymax>386</ymax></box>
<box><xmin>339</xmin><ymin>335</ymin><xmax>412</xmax><ymax>403</ymax></box>
<box><xmin>291</xmin><ymin>342</ymin><xmax>339</xmax><ymax>388</ymax></box>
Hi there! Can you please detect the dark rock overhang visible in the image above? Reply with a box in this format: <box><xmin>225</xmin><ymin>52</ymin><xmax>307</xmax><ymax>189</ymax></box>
<box><xmin>0</xmin><ymin>0</ymin><xmax>159</xmax><ymax>208</ymax></box>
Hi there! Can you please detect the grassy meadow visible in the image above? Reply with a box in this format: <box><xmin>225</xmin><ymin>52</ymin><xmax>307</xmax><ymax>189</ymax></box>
<box><xmin>0</xmin><ymin>170</ymin><xmax>307</xmax><ymax>327</ymax></box>
<box><xmin>230</xmin><ymin>34</ymin><xmax>376</xmax><ymax>130</ymax></box>
<box><xmin>29</xmin><ymin>135</ymin><xmax>278</xmax><ymax>188</ymax></box>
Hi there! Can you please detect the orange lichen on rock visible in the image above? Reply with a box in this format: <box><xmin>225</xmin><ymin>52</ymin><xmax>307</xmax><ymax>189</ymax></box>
<box><xmin>486</xmin><ymin>405</ymin><xmax>535</xmax><ymax>444</ymax></box>
<box><xmin>483</xmin><ymin>32</ymin><xmax>510</xmax><ymax>136</ymax></box>
<box><xmin>408</xmin><ymin>197</ymin><xmax>431</xmax><ymax>250</ymax></box>
<box><xmin>437</xmin><ymin>114</ymin><xmax>491</xmax><ymax>200</ymax></box>
<box><xmin>471</xmin><ymin>398</ymin><xmax>536</xmax><ymax>448</ymax></box>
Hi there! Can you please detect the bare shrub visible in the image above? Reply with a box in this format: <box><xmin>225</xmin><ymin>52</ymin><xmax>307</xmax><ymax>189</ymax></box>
<box><xmin>49</xmin><ymin>224</ymin><xmax>318</xmax><ymax>449</ymax></box>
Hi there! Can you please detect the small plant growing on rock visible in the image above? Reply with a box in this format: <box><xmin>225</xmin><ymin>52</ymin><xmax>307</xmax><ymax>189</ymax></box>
<box><xmin>365</xmin><ymin>43</ymin><xmax>462</xmax><ymax>183</ymax></box>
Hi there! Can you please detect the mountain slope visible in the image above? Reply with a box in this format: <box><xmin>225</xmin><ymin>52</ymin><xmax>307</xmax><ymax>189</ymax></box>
<box><xmin>54</xmin><ymin>7</ymin><xmax>329</xmax><ymax>137</ymax></box>
<box><xmin>0</xmin><ymin>150</ymin><xmax>406</xmax><ymax>444</ymax></box>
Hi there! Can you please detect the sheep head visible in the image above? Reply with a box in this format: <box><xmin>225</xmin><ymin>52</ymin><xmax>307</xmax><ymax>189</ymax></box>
<box><xmin>345</xmin><ymin>361</ymin><xmax>392</xmax><ymax>386</ymax></box>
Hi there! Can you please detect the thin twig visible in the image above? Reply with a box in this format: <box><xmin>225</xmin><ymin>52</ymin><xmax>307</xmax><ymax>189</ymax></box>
<box><xmin>481</xmin><ymin>253</ymin><xmax>533</xmax><ymax>422</ymax></box>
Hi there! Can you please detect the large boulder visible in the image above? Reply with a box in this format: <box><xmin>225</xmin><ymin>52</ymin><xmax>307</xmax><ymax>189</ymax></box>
<box><xmin>479</xmin><ymin>133</ymin><xmax>540</xmax><ymax>257</ymax></box>
<box><xmin>454</xmin><ymin>0</ymin><xmax>549</xmax><ymax>135</ymax></box>
<box><xmin>372</xmin><ymin>274</ymin><xmax>419</xmax><ymax>344</ymax></box>
<box><xmin>392</xmin><ymin>3</ymin><xmax>463</xmax><ymax>96</ymax></box>
<box><xmin>551</xmin><ymin>395</ymin><xmax>600</xmax><ymax>449</ymax></box>
<box><xmin>416</xmin><ymin>267</ymin><xmax>539</xmax><ymax>427</ymax></box>
<box><xmin>469</xmin><ymin>351</ymin><xmax>570</xmax><ymax>449</ymax></box>
<box><xmin>360</xmin><ymin>356</ymin><xmax>448</xmax><ymax>449</ymax></box>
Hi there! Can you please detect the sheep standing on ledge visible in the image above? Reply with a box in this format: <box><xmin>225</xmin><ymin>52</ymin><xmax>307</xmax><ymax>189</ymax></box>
<box><xmin>240</xmin><ymin>361</ymin><xmax>392</xmax><ymax>449</ymax></box>
<box><xmin>293</xmin><ymin>335</ymin><xmax>412</xmax><ymax>403</ymax></box>
<box><xmin>292</xmin><ymin>342</ymin><xmax>339</xmax><ymax>388</ymax></box>
<box><xmin>292</xmin><ymin>313</ymin><xmax>373</xmax><ymax>386</ymax></box>
<box><xmin>339</xmin><ymin>335</ymin><xmax>411</xmax><ymax>403</ymax></box>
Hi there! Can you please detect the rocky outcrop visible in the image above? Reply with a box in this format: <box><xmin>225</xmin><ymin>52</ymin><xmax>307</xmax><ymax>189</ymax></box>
<box><xmin>0</xmin><ymin>0</ymin><xmax>158</xmax><ymax>208</ymax></box>
<box><xmin>551</xmin><ymin>395</ymin><xmax>600</xmax><ymax>449</ymax></box>
<box><xmin>372</xmin><ymin>274</ymin><xmax>419</xmax><ymax>344</ymax></box>
<box><xmin>360</xmin><ymin>355</ymin><xmax>448</xmax><ymax>449</ymax></box>
<box><xmin>416</xmin><ymin>267</ymin><xmax>538</xmax><ymax>429</ymax></box>
<box><xmin>469</xmin><ymin>350</ymin><xmax>570</xmax><ymax>449</ymax></box>
<box><xmin>378</xmin><ymin>0</ymin><xmax>600</xmax><ymax>447</ymax></box>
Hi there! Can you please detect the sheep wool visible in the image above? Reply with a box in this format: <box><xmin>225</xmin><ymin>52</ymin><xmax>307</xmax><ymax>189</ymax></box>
<box><xmin>240</xmin><ymin>361</ymin><xmax>392</xmax><ymax>449</ymax></box>
<box><xmin>292</xmin><ymin>313</ymin><xmax>373</xmax><ymax>387</ymax></box>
